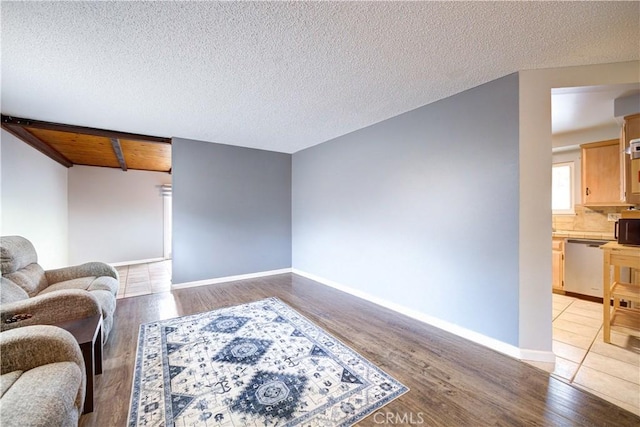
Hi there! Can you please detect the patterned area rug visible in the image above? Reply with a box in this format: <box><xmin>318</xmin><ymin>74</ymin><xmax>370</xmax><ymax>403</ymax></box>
<box><xmin>128</xmin><ymin>297</ymin><xmax>408</xmax><ymax>426</ymax></box>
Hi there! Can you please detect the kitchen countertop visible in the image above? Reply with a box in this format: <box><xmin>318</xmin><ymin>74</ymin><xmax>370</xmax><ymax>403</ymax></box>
<box><xmin>552</xmin><ymin>230</ymin><xmax>615</xmax><ymax>240</ymax></box>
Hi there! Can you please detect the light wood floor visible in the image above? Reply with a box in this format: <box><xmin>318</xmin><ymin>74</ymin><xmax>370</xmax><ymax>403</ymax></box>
<box><xmin>80</xmin><ymin>273</ymin><xmax>640</xmax><ymax>426</ymax></box>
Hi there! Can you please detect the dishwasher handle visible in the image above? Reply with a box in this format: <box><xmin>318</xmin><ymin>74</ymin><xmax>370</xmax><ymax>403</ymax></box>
<box><xmin>566</xmin><ymin>239</ymin><xmax>609</xmax><ymax>248</ymax></box>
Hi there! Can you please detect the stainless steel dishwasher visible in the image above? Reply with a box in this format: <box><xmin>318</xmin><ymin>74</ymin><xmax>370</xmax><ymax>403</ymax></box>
<box><xmin>564</xmin><ymin>239</ymin><xmax>613</xmax><ymax>298</ymax></box>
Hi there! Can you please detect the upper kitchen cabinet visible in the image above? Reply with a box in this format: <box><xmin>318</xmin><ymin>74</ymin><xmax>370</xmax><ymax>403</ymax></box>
<box><xmin>581</xmin><ymin>139</ymin><xmax>627</xmax><ymax>206</ymax></box>
<box><xmin>623</xmin><ymin>114</ymin><xmax>640</xmax><ymax>203</ymax></box>
<box><xmin>581</xmin><ymin>115</ymin><xmax>640</xmax><ymax>208</ymax></box>
<box><xmin>554</xmin><ymin>84</ymin><xmax>640</xmax><ymax>208</ymax></box>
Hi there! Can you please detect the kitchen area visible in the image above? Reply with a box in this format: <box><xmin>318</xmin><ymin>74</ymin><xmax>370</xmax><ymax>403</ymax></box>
<box><xmin>546</xmin><ymin>84</ymin><xmax>640</xmax><ymax>415</ymax></box>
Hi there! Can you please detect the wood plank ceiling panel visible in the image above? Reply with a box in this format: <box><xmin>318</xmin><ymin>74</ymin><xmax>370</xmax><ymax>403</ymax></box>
<box><xmin>26</xmin><ymin>127</ymin><xmax>120</xmax><ymax>168</ymax></box>
<box><xmin>120</xmin><ymin>139</ymin><xmax>171</xmax><ymax>172</ymax></box>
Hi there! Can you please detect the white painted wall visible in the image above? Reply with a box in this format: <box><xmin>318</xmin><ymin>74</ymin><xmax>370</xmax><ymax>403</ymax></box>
<box><xmin>68</xmin><ymin>166</ymin><xmax>171</xmax><ymax>264</ymax></box>
<box><xmin>519</xmin><ymin>60</ymin><xmax>640</xmax><ymax>353</ymax></box>
<box><xmin>0</xmin><ymin>129</ymin><xmax>69</xmax><ymax>269</ymax></box>
<box><xmin>552</xmin><ymin>124</ymin><xmax>620</xmax><ymax>149</ymax></box>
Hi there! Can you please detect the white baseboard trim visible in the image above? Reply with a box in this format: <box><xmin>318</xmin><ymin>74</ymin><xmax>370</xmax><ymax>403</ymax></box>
<box><xmin>292</xmin><ymin>269</ymin><xmax>556</xmax><ymax>364</ymax></box>
<box><xmin>518</xmin><ymin>349</ymin><xmax>557</xmax><ymax>363</ymax></box>
<box><xmin>110</xmin><ymin>257</ymin><xmax>166</xmax><ymax>267</ymax></box>
<box><xmin>172</xmin><ymin>268</ymin><xmax>292</xmax><ymax>290</ymax></box>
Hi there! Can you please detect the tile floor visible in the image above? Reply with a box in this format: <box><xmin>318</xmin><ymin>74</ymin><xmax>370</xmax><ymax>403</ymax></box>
<box><xmin>528</xmin><ymin>293</ymin><xmax>640</xmax><ymax>416</ymax></box>
<box><xmin>114</xmin><ymin>260</ymin><xmax>172</xmax><ymax>298</ymax></box>
<box><xmin>113</xmin><ymin>262</ymin><xmax>640</xmax><ymax>416</ymax></box>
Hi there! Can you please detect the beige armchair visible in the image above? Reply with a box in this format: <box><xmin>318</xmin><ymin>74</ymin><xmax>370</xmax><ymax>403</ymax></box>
<box><xmin>0</xmin><ymin>325</ymin><xmax>86</xmax><ymax>426</ymax></box>
<box><xmin>0</xmin><ymin>236</ymin><xmax>119</xmax><ymax>342</ymax></box>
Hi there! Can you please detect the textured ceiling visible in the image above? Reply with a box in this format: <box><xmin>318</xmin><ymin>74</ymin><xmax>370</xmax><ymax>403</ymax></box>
<box><xmin>2</xmin><ymin>1</ymin><xmax>639</xmax><ymax>153</ymax></box>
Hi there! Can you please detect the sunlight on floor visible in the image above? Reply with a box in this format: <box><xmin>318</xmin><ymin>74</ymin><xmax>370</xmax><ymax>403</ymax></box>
<box><xmin>114</xmin><ymin>260</ymin><xmax>172</xmax><ymax>299</ymax></box>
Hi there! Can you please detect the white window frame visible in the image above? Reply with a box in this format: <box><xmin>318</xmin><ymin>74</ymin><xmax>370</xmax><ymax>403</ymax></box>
<box><xmin>552</xmin><ymin>161</ymin><xmax>575</xmax><ymax>215</ymax></box>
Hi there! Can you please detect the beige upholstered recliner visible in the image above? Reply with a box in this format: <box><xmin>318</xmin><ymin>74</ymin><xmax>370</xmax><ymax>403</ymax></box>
<box><xmin>0</xmin><ymin>325</ymin><xmax>86</xmax><ymax>427</ymax></box>
<box><xmin>0</xmin><ymin>235</ymin><xmax>119</xmax><ymax>342</ymax></box>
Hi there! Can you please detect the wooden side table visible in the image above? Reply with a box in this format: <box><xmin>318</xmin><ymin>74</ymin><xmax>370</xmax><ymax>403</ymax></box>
<box><xmin>601</xmin><ymin>242</ymin><xmax>640</xmax><ymax>343</ymax></box>
<box><xmin>53</xmin><ymin>314</ymin><xmax>103</xmax><ymax>413</ymax></box>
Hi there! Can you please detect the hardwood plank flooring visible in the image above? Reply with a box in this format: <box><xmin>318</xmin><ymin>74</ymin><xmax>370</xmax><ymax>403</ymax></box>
<box><xmin>80</xmin><ymin>273</ymin><xmax>640</xmax><ymax>426</ymax></box>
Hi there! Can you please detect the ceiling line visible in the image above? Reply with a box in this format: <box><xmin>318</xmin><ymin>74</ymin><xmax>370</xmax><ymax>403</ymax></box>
<box><xmin>1</xmin><ymin>114</ymin><xmax>171</xmax><ymax>144</ymax></box>
<box><xmin>1</xmin><ymin>120</ymin><xmax>73</xmax><ymax>167</ymax></box>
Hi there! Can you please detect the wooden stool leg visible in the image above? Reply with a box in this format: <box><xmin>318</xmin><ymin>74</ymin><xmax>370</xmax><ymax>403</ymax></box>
<box><xmin>603</xmin><ymin>251</ymin><xmax>611</xmax><ymax>343</ymax></box>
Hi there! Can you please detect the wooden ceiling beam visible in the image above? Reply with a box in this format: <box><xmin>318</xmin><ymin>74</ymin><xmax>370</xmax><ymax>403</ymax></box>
<box><xmin>110</xmin><ymin>138</ymin><xmax>127</xmax><ymax>171</ymax></box>
<box><xmin>1</xmin><ymin>114</ymin><xmax>171</xmax><ymax>144</ymax></box>
<box><xmin>1</xmin><ymin>122</ymin><xmax>73</xmax><ymax>167</ymax></box>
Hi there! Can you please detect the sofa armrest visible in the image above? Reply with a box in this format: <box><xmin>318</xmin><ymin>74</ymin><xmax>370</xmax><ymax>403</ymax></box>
<box><xmin>0</xmin><ymin>324</ymin><xmax>86</xmax><ymax>410</ymax></box>
<box><xmin>45</xmin><ymin>262</ymin><xmax>119</xmax><ymax>284</ymax></box>
<box><xmin>0</xmin><ymin>289</ymin><xmax>101</xmax><ymax>331</ymax></box>
<box><xmin>0</xmin><ymin>324</ymin><xmax>85</xmax><ymax>374</ymax></box>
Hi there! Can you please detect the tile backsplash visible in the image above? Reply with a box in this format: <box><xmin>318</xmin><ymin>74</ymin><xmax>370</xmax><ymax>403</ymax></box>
<box><xmin>553</xmin><ymin>205</ymin><xmax>631</xmax><ymax>233</ymax></box>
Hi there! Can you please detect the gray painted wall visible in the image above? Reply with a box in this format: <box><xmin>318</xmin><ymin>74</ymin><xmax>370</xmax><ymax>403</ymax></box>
<box><xmin>172</xmin><ymin>138</ymin><xmax>291</xmax><ymax>283</ymax></box>
<box><xmin>614</xmin><ymin>92</ymin><xmax>640</xmax><ymax>117</ymax></box>
<box><xmin>292</xmin><ymin>73</ymin><xmax>520</xmax><ymax>345</ymax></box>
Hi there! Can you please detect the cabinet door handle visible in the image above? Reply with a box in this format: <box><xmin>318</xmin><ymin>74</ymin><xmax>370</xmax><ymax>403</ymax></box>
<box><xmin>586</xmin><ymin>187</ymin><xmax>591</xmax><ymax>196</ymax></box>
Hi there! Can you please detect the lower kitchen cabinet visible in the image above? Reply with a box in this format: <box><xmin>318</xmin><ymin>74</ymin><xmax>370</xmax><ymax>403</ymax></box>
<box><xmin>552</xmin><ymin>237</ymin><xmax>564</xmax><ymax>292</ymax></box>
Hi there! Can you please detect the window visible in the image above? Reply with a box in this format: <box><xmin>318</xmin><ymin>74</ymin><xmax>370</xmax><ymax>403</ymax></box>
<box><xmin>552</xmin><ymin>162</ymin><xmax>574</xmax><ymax>214</ymax></box>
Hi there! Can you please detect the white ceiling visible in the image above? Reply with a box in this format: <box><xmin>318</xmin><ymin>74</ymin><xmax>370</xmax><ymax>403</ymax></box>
<box><xmin>552</xmin><ymin>83</ymin><xmax>640</xmax><ymax>137</ymax></box>
<box><xmin>2</xmin><ymin>2</ymin><xmax>639</xmax><ymax>153</ymax></box>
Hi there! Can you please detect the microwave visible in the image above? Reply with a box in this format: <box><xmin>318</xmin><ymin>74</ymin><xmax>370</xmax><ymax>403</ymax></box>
<box><xmin>615</xmin><ymin>219</ymin><xmax>640</xmax><ymax>245</ymax></box>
